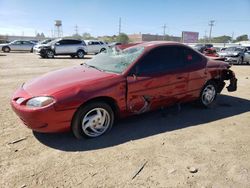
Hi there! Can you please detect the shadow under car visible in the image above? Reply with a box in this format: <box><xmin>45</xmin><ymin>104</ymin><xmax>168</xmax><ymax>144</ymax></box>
<box><xmin>33</xmin><ymin>94</ymin><xmax>250</xmax><ymax>152</ymax></box>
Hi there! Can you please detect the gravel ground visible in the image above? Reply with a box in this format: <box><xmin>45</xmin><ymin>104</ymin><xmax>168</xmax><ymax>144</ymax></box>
<box><xmin>0</xmin><ymin>52</ymin><xmax>250</xmax><ymax>188</ymax></box>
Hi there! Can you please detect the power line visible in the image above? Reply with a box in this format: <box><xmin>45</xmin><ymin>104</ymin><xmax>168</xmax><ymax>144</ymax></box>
<box><xmin>208</xmin><ymin>20</ymin><xmax>215</xmax><ymax>42</ymax></box>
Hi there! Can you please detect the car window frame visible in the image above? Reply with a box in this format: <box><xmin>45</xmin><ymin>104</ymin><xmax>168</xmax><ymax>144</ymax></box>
<box><xmin>129</xmin><ymin>45</ymin><xmax>206</xmax><ymax>77</ymax></box>
<box><xmin>130</xmin><ymin>45</ymin><xmax>186</xmax><ymax>76</ymax></box>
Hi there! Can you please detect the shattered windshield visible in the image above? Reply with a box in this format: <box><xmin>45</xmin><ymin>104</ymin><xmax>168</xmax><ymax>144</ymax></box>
<box><xmin>85</xmin><ymin>46</ymin><xmax>144</xmax><ymax>73</ymax></box>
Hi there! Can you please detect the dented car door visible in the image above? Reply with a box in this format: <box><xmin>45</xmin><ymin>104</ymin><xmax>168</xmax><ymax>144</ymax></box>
<box><xmin>126</xmin><ymin>46</ymin><xmax>188</xmax><ymax>114</ymax></box>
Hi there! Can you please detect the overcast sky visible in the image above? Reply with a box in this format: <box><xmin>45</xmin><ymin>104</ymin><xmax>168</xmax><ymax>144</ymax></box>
<box><xmin>0</xmin><ymin>0</ymin><xmax>250</xmax><ymax>38</ymax></box>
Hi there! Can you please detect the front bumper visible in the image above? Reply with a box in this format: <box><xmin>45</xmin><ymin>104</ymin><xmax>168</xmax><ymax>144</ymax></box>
<box><xmin>224</xmin><ymin>69</ymin><xmax>237</xmax><ymax>92</ymax></box>
<box><xmin>11</xmin><ymin>88</ymin><xmax>76</xmax><ymax>133</ymax></box>
<box><xmin>33</xmin><ymin>48</ymin><xmax>42</xmax><ymax>54</ymax></box>
<box><xmin>224</xmin><ymin>57</ymin><xmax>239</xmax><ymax>63</ymax></box>
<box><xmin>227</xmin><ymin>76</ymin><xmax>237</xmax><ymax>92</ymax></box>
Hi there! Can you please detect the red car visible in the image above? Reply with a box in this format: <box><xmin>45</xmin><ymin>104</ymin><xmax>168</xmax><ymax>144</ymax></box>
<box><xmin>11</xmin><ymin>41</ymin><xmax>237</xmax><ymax>139</ymax></box>
<box><xmin>203</xmin><ymin>47</ymin><xmax>219</xmax><ymax>57</ymax></box>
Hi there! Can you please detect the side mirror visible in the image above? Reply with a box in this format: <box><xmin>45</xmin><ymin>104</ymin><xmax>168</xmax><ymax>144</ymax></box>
<box><xmin>128</xmin><ymin>67</ymin><xmax>139</xmax><ymax>80</ymax></box>
<box><xmin>55</xmin><ymin>43</ymin><xmax>60</xmax><ymax>46</ymax></box>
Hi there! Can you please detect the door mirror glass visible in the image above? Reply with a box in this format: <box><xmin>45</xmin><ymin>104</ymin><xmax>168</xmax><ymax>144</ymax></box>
<box><xmin>55</xmin><ymin>42</ymin><xmax>60</xmax><ymax>46</ymax></box>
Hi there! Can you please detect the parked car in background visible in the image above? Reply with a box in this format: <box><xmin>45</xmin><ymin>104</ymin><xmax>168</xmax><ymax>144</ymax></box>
<box><xmin>30</xmin><ymin>40</ymin><xmax>39</xmax><ymax>44</ymax></box>
<box><xmin>34</xmin><ymin>38</ymin><xmax>87</xmax><ymax>58</ymax></box>
<box><xmin>11</xmin><ymin>41</ymin><xmax>237</xmax><ymax>139</ymax></box>
<box><xmin>39</xmin><ymin>39</ymin><xmax>54</xmax><ymax>45</ymax></box>
<box><xmin>220</xmin><ymin>47</ymin><xmax>227</xmax><ymax>52</ymax></box>
<box><xmin>0</xmin><ymin>40</ymin><xmax>10</xmax><ymax>44</ymax></box>
<box><xmin>108</xmin><ymin>42</ymin><xmax>122</xmax><ymax>48</ymax></box>
<box><xmin>193</xmin><ymin>44</ymin><xmax>213</xmax><ymax>53</ymax></box>
<box><xmin>244</xmin><ymin>47</ymin><xmax>250</xmax><ymax>64</ymax></box>
<box><xmin>217</xmin><ymin>46</ymin><xmax>248</xmax><ymax>64</ymax></box>
<box><xmin>33</xmin><ymin>39</ymin><xmax>54</xmax><ymax>52</ymax></box>
<box><xmin>0</xmin><ymin>40</ymin><xmax>35</xmax><ymax>52</ymax></box>
<box><xmin>203</xmin><ymin>47</ymin><xmax>219</xmax><ymax>57</ymax></box>
<box><xmin>84</xmin><ymin>40</ymin><xmax>108</xmax><ymax>54</ymax></box>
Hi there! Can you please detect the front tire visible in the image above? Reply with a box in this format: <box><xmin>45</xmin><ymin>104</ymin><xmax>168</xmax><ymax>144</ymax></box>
<box><xmin>71</xmin><ymin>102</ymin><xmax>114</xmax><ymax>139</ymax></box>
<box><xmin>199</xmin><ymin>81</ymin><xmax>217</xmax><ymax>108</ymax></box>
<box><xmin>46</xmin><ymin>50</ymin><xmax>54</xmax><ymax>58</ymax></box>
<box><xmin>2</xmin><ymin>46</ymin><xmax>10</xmax><ymax>53</ymax></box>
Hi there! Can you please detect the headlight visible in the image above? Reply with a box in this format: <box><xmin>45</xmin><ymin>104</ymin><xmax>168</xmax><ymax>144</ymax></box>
<box><xmin>26</xmin><ymin>96</ymin><xmax>55</xmax><ymax>108</ymax></box>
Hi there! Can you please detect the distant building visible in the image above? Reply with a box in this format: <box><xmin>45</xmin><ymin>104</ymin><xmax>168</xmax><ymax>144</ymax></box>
<box><xmin>0</xmin><ymin>34</ymin><xmax>47</xmax><ymax>42</ymax></box>
<box><xmin>128</xmin><ymin>33</ymin><xmax>181</xmax><ymax>42</ymax></box>
<box><xmin>234</xmin><ymin>40</ymin><xmax>250</xmax><ymax>46</ymax></box>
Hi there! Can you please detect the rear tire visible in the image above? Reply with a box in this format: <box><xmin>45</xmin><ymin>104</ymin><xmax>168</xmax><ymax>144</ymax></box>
<box><xmin>77</xmin><ymin>50</ymin><xmax>85</xmax><ymax>59</ymax></box>
<box><xmin>199</xmin><ymin>81</ymin><xmax>217</xmax><ymax>108</ymax></box>
<box><xmin>2</xmin><ymin>46</ymin><xmax>10</xmax><ymax>53</ymax></box>
<box><xmin>71</xmin><ymin>102</ymin><xmax>114</xmax><ymax>139</ymax></box>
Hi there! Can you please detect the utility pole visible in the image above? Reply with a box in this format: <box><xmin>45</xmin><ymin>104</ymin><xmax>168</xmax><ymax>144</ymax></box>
<box><xmin>231</xmin><ymin>32</ymin><xmax>234</xmax><ymax>42</ymax></box>
<box><xmin>74</xmin><ymin>25</ymin><xmax>78</xmax><ymax>35</ymax></box>
<box><xmin>208</xmin><ymin>20</ymin><xmax>215</xmax><ymax>42</ymax></box>
<box><xmin>118</xmin><ymin>17</ymin><xmax>121</xmax><ymax>35</ymax></box>
<box><xmin>162</xmin><ymin>24</ymin><xmax>166</xmax><ymax>40</ymax></box>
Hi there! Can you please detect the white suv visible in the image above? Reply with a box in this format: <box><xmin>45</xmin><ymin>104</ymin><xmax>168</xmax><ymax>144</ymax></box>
<box><xmin>84</xmin><ymin>40</ymin><xmax>108</xmax><ymax>54</ymax></box>
<box><xmin>35</xmin><ymin>38</ymin><xmax>87</xmax><ymax>58</ymax></box>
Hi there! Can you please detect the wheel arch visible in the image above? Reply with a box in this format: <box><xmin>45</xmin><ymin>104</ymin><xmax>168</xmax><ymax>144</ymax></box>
<box><xmin>204</xmin><ymin>78</ymin><xmax>224</xmax><ymax>93</ymax></box>
<box><xmin>71</xmin><ymin>96</ymin><xmax>120</xmax><ymax>127</ymax></box>
<box><xmin>2</xmin><ymin>45</ymin><xmax>11</xmax><ymax>51</ymax></box>
<box><xmin>77</xmin><ymin>48</ymin><xmax>86</xmax><ymax>54</ymax></box>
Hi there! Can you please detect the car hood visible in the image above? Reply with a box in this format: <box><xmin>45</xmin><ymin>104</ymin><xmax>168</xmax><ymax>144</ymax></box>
<box><xmin>34</xmin><ymin>44</ymin><xmax>45</xmax><ymax>48</ymax></box>
<box><xmin>0</xmin><ymin>43</ymin><xmax>10</xmax><ymax>46</ymax></box>
<box><xmin>23</xmin><ymin>65</ymin><xmax>118</xmax><ymax>96</ymax></box>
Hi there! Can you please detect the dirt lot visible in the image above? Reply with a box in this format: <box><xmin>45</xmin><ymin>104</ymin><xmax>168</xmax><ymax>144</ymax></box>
<box><xmin>0</xmin><ymin>52</ymin><xmax>250</xmax><ymax>188</ymax></box>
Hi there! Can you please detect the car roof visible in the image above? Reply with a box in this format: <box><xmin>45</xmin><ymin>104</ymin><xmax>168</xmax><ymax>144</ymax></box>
<box><xmin>11</xmin><ymin>40</ymin><xmax>32</xmax><ymax>42</ymax></box>
<box><xmin>84</xmin><ymin>40</ymin><xmax>103</xmax><ymax>42</ymax></box>
<box><xmin>131</xmin><ymin>41</ymin><xmax>188</xmax><ymax>50</ymax></box>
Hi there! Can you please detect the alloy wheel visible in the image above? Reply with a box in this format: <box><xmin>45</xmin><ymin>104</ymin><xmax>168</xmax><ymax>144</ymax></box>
<box><xmin>81</xmin><ymin>108</ymin><xmax>111</xmax><ymax>137</ymax></box>
<box><xmin>201</xmin><ymin>84</ymin><xmax>216</xmax><ymax>106</ymax></box>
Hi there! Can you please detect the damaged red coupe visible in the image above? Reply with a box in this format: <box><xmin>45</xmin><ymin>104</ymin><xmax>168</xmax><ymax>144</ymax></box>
<box><xmin>11</xmin><ymin>41</ymin><xmax>237</xmax><ymax>138</ymax></box>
